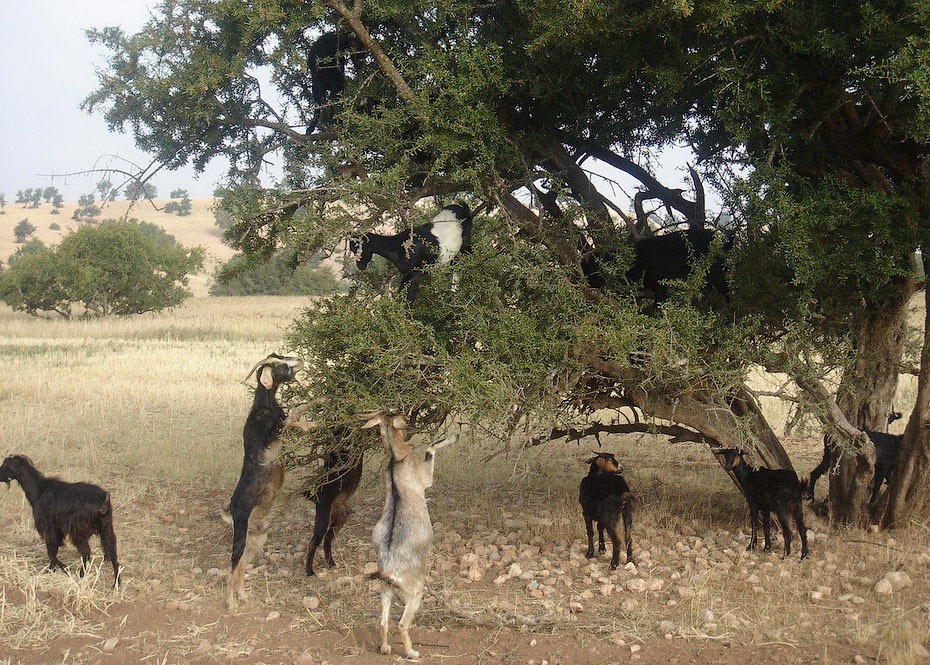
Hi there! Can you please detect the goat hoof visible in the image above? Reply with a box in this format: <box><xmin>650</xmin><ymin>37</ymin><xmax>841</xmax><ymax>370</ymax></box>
<box><xmin>585</xmin><ymin>551</ymin><xmax>595</xmax><ymax>559</ymax></box>
<box><xmin>306</xmin><ymin>569</ymin><xmax>316</xmax><ymax>577</ymax></box>
<box><xmin>609</xmin><ymin>563</ymin><xmax>618</xmax><ymax>571</ymax></box>
<box><xmin>379</xmin><ymin>644</ymin><xmax>392</xmax><ymax>655</ymax></box>
<box><xmin>405</xmin><ymin>648</ymin><xmax>421</xmax><ymax>660</ymax></box>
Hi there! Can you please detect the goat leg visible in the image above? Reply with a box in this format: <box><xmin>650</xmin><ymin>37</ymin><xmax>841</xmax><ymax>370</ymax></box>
<box><xmin>379</xmin><ymin>587</ymin><xmax>393</xmax><ymax>655</ymax></box>
<box><xmin>398</xmin><ymin>591</ymin><xmax>423</xmax><ymax>660</ymax></box>
<box><xmin>583</xmin><ymin>514</ymin><xmax>596</xmax><ymax>559</ymax></box>
<box><xmin>761</xmin><ymin>511</ymin><xmax>773</xmax><ymax>552</ymax></box>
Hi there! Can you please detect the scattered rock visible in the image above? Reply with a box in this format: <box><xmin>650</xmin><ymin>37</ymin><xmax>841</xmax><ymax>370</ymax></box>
<box><xmin>302</xmin><ymin>596</ymin><xmax>320</xmax><ymax>611</ymax></box>
<box><xmin>102</xmin><ymin>638</ymin><xmax>119</xmax><ymax>653</ymax></box>
<box><xmin>265</xmin><ymin>611</ymin><xmax>280</xmax><ymax>621</ymax></box>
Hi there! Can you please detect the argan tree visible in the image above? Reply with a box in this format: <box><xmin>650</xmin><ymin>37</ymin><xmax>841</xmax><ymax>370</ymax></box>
<box><xmin>85</xmin><ymin>0</ymin><xmax>930</xmax><ymax>525</ymax></box>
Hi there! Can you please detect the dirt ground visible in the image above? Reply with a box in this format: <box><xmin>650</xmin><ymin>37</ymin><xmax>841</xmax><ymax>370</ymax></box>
<box><xmin>1</xmin><ymin>434</ymin><xmax>928</xmax><ymax>665</ymax></box>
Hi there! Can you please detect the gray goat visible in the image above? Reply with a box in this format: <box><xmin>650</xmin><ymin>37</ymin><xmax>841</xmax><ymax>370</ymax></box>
<box><xmin>363</xmin><ymin>411</ymin><xmax>456</xmax><ymax>660</ymax></box>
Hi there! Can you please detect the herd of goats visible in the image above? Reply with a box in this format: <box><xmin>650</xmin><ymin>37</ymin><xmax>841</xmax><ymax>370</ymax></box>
<box><xmin>0</xmin><ymin>201</ymin><xmax>907</xmax><ymax>659</ymax></box>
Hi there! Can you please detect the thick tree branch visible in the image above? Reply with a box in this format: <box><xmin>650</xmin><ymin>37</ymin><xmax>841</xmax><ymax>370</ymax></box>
<box><xmin>533</xmin><ymin>422</ymin><xmax>718</xmax><ymax>447</ymax></box>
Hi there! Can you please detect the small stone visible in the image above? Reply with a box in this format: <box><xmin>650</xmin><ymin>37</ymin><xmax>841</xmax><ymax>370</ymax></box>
<box><xmin>302</xmin><ymin>596</ymin><xmax>320</xmax><ymax>611</ymax></box>
<box><xmin>884</xmin><ymin>572</ymin><xmax>913</xmax><ymax>590</ymax></box>
<box><xmin>196</xmin><ymin>640</ymin><xmax>211</xmax><ymax>653</ymax></box>
<box><xmin>102</xmin><ymin>638</ymin><xmax>119</xmax><ymax>653</ymax></box>
<box><xmin>853</xmin><ymin>656</ymin><xmax>866</xmax><ymax>665</ymax></box>
<box><xmin>207</xmin><ymin>567</ymin><xmax>224</xmax><ymax>578</ymax></box>
<box><xmin>873</xmin><ymin>579</ymin><xmax>894</xmax><ymax>595</ymax></box>
<box><xmin>295</xmin><ymin>649</ymin><xmax>316</xmax><ymax>665</ymax></box>
<box><xmin>700</xmin><ymin>609</ymin><xmax>715</xmax><ymax>623</ymax></box>
<box><xmin>630</xmin><ymin>645</ymin><xmax>642</xmax><ymax>654</ymax></box>
<box><xmin>265</xmin><ymin>611</ymin><xmax>280</xmax><ymax>621</ymax></box>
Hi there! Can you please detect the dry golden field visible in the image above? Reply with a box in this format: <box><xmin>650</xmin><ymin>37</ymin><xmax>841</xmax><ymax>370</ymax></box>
<box><xmin>0</xmin><ymin>207</ymin><xmax>928</xmax><ymax>664</ymax></box>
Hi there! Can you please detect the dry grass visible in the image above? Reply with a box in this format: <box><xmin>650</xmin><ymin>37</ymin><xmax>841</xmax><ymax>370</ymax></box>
<box><xmin>0</xmin><ymin>296</ymin><xmax>927</xmax><ymax>664</ymax></box>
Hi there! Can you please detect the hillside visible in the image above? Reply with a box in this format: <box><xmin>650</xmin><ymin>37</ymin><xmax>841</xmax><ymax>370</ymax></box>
<box><xmin>0</xmin><ymin>198</ymin><xmax>234</xmax><ymax>296</ymax></box>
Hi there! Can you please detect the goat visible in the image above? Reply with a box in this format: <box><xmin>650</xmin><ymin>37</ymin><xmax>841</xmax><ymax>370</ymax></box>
<box><xmin>349</xmin><ymin>203</ymin><xmax>473</xmax><ymax>303</ymax></box>
<box><xmin>582</xmin><ymin>228</ymin><xmax>729</xmax><ymax>304</ymax></box>
<box><xmin>363</xmin><ymin>411</ymin><xmax>456</xmax><ymax>660</ymax></box>
<box><xmin>224</xmin><ymin>353</ymin><xmax>303</xmax><ymax>613</ymax></box>
<box><xmin>807</xmin><ymin>410</ymin><xmax>902</xmax><ymax>501</ymax></box>
<box><xmin>0</xmin><ymin>455</ymin><xmax>120</xmax><ymax>587</ymax></box>
<box><xmin>304</xmin><ymin>446</ymin><xmax>363</xmax><ymax>576</ymax></box>
<box><xmin>716</xmin><ymin>448</ymin><xmax>808</xmax><ymax>559</ymax></box>
<box><xmin>578</xmin><ymin>452</ymin><xmax>635</xmax><ymax>569</ymax></box>
<box><xmin>305</xmin><ymin>30</ymin><xmax>361</xmax><ymax>133</ymax></box>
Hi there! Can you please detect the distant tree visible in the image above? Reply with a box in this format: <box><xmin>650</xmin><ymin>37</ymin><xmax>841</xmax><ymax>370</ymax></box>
<box><xmin>0</xmin><ymin>219</ymin><xmax>204</xmax><ymax>318</ymax></box>
<box><xmin>124</xmin><ymin>181</ymin><xmax>157</xmax><ymax>201</ymax></box>
<box><xmin>15</xmin><ymin>190</ymin><xmax>28</xmax><ymax>205</ymax></box>
<box><xmin>49</xmin><ymin>222</ymin><xmax>61</xmax><ymax>231</ymax></box>
<box><xmin>96</xmin><ymin>180</ymin><xmax>118</xmax><ymax>203</ymax></box>
<box><xmin>164</xmin><ymin>196</ymin><xmax>192</xmax><ymax>216</ymax></box>
<box><xmin>28</xmin><ymin>190</ymin><xmax>42</xmax><ymax>208</ymax></box>
<box><xmin>72</xmin><ymin>194</ymin><xmax>101</xmax><ymax>223</ymax></box>
<box><xmin>211</xmin><ymin>252</ymin><xmax>342</xmax><ymax>296</ymax></box>
<box><xmin>13</xmin><ymin>219</ymin><xmax>36</xmax><ymax>243</ymax></box>
<box><xmin>50</xmin><ymin>193</ymin><xmax>63</xmax><ymax>214</ymax></box>
<box><xmin>42</xmin><ymin>187</ymin><xmax>59</xmax><ymax>203</ymax></box>
<box><xmin>0</xmin><ymin>193</ymin><xmax>6</xmax><ymax>214</ymax></box>
<box><xmin>169</xmin><ymin>188</ymin><xmax>189</xmax><ymax>199</ymax></box>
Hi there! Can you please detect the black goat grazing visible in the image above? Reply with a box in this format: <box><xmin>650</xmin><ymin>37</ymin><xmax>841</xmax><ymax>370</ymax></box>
<box><xmin>0</xmin><ymin>455</ymin><xmax>120</xmax><ymax>587</ymax></box>
<box><xmin>224</xmin><ymin>353</ymin><xmax>303</xmax><ymax>613</ymax></box>
<box><xmin>349</xmin><ymin>203</ymin><xmax>473</xmax><ymax>303</ymax></box>
<box><xmin>716</xmin><ymin>448</ymin><xmax>808</xmax><ymax>559</ymax></box>
<box><xmin>807</xmin><ymin>410</ymin><xmax>902</xmax><ymax>501</ymax></box>
<box><xmin>578</xmin><ymin>452</ymin><xmax>635</xmax><ymax>569</ymax></box>
<box><xmin>304</xmin><ymin>447</ymin><xmax>363</xmax><ymax>576</ymax></box>
<box><xmin>583</xmin><ymin>228</ymin><xmax>729</xmax><ymax>304</ymax></box>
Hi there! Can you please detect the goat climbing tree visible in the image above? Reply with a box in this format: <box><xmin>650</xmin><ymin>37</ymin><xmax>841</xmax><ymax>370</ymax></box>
<box><xmin>86</xmin><ymin>0</ymin><xmax>930</xmax><ymax>525</ymax></box>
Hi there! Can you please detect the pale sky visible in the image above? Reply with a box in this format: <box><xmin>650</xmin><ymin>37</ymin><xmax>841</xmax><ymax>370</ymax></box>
<box><xmin>0</xmin><ymin>1</ymin><xmax>718</xmax><ymax>212</ymax></box>
<box><xmin>0</xmin><ymin>1</ymin><xmax>228</xmax><ymax>201</ymax></box>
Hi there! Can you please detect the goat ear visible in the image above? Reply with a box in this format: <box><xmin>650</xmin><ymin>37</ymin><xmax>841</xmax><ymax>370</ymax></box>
<box><xmin>258</xmin><ymin>366</ymin><xmax>274</xmax><ymax>390</ymax></box>
<box><xmin>361</xmin><ymin>415</ymin><xmax>382</xmax><ymax>429</ymax></box>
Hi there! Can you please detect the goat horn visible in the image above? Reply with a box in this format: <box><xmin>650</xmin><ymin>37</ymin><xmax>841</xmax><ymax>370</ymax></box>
<box><xmin>243</xmin><ymin>356</ymin><xmax>273</xmax><ymax>384</ymax></box>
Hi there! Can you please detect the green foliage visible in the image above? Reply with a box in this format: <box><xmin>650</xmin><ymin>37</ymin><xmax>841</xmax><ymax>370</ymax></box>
<box><xmin>13</xmin><ymin>219</ymin><xmax>35</xmax><ymax>243</ymax></box>
<box><xmin>0</xmin><ymin>219</ymin><xmax>204</xmax><ymax>318</ymax></box>
<box><xmin>72</xmin><ymin>194</ymin><xmax>101</xmax><ymax>223</ymax></box>
<box><xmin>123</xmin><ymin>181</ymin><xmax>157</xmax><ymax>201</ymax></box>
<box><xmin>169</xmin><ymin>189</ymin><xmax>189</xmax><ymax>199</ymax></box>
<box><xmin>164</xmin><ymin>196</ymin><xmax>192</xmax><ymax>216</ymax></box>
<box><xmin>49</xmin><ymin>222</ymin><xmax>61</xmax><ymax>231</ymax></box>
<box><xmin>211</xmin><ymin>252</ymin><xmax>342</xmax><ymax>296</ymax></box>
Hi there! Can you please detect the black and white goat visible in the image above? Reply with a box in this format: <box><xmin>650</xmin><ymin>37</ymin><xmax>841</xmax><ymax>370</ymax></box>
<box><xmin>0</xmin><ymin>455</ymin><xmax>120</xmax><ymax>587</ymax></box>
<box><xmin>349</xmin><ymin>203</ymin><xmax>473</xmax><ymax>303</ymax></box>
<box><xmin>808</xmin><ymin>410</ymin><xmax>903</xmax><ymax>502</ymax></box>
<box><xmin>224</xmin><ymin>353</ymin><xmax>303</xmax><ymax>613</ymax></box>
<box><xmin>578</xmin><ymin>452</ymin><xmax>635</xmax><ymax>569</ymax></box>
<box><xmin>364</xmin><ymin>411</ymin><xmax>456</xmax><ymax>660</ymax></box>
<box><xmin>716</xmin><ymin>448</ymin><xmax>808</xmax><ymax>559</ymax></box>
<box><xmin>304</xmin><ymin>446</ymin><xmax>363</xmax><ymax>576</ymax></box>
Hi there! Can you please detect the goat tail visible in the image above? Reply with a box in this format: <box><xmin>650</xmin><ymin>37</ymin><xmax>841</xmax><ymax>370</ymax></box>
<box><xmin>98</xmin><ymin>495</ymin><xmax>118</xmax><ymax>560</ymax></box>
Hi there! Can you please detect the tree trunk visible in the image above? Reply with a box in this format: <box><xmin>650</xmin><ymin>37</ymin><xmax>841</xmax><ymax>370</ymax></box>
<box><xmin>827</xmin><ymin>278</ymin><xmax>915</xmax><ymax>524</ymax></box>
<box><xmin>881</xmin><ymin>262</ymin><xmax>930</xmax><ymax>527</ymax></box>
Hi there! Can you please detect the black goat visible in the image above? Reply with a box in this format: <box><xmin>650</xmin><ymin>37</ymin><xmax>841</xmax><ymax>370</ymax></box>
<box><xmin>224</xmin><ymin>353</ymin><xmax>303</xmax><ymax>613</ymax></box>
<box><xmin>716</xmin><ymin>448</ymin><xmax>808</xmax><ymax>559</ymax></box>
<box><xmin>807</xmin><ymin>410</ymin><xmax>902</xmax><ymax>501</ymax></box>
<box><xmin>0</xmin><ymin>455</ymin><xmax>120</xmax><ymax>587</ymax></box>
<box><xmin>583</xmin><ymin>228</ymin><xmax>729</xmax><ymax>304</ymax></box>
<box><xmin>578</xmin><ymin>452</ymin><xmax>635</xmax><ymax>569</ymax></box>
<box><xmin>349</xmin><ymin>203</ymin><xmax>473</xmax><ymax>303</ymax></box>
<box><xmin>305</xmin><ymin>30</ymin><xmax>361</xmax><ymax>133</ymax></box>
<box><xmin>304</xmin><ymin>447</ymin><xmax>363</xmax><ymax>576</ymax></box>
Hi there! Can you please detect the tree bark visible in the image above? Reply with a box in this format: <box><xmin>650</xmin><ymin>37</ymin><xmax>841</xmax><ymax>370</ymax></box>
<box><xmin>881</xmin><ymin>261</ymin><xmax>930</xmax><ymax>527</ymax></box>
<box><xmin>827</xmin><ymin>278</ymin><xmax>915</xmax><ymax>524</ymax></box>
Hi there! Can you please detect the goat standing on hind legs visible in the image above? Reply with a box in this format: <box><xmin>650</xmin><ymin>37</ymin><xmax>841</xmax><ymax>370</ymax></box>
<box><xmin>224</xmin><ymin>353</ymin><xmax>303</xmax><ymax>613</ymax></box>
<box><xmin>0</xmin><ymin>455</ymin><xmax>120</xmax><ymax>587</ymax></box>
<box><xmin>363</xmin><ymin>411</ymin><xmax>456</xmax><ymax>660</ymax></box>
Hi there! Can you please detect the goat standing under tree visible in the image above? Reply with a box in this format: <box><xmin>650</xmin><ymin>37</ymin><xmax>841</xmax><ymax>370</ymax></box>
<box><xmin>224</xmin><ymin>353</ymin><xmax>303</xmax><ymax>613</ymax></box>
<box><xmin>0</xmin><ymin>455</ymin><xmax>120</xmax><ymax>587</ymax></box>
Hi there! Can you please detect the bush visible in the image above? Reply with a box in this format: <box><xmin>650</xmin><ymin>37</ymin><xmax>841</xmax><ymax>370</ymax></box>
<box><xmin>49</xmin><ymin>222</ymin><xmax>61</xmax><ymax>230</ymax></box>
<box><xmin>211</xmin><ymin>253</ymin><xmax>342</xmax><ymax>296</ymax></box>
<box><xmin>13</xmin><ymin>219</ymin><xmax>35</xmax><ymax>243</ymax></box>
<box><xmin>0</xmin><ymin>219</ymin><xmax>204</xmax><ymax>317</ymax></box>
